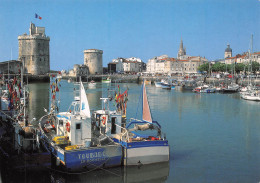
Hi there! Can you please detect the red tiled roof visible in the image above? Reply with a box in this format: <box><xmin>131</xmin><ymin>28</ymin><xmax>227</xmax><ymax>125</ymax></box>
<box><xmin>159</xmin><ymin>57</ymin><xmax>176</xmax><ymax>61</ymax></box>
<box><xmin>253</xmin><ymin>52</ymin><xmax>260</xmax><ymax>55</ymax></box>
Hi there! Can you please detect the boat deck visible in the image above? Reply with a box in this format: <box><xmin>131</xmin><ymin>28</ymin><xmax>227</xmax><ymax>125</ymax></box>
<box><xmin>39</xmin><ymin>114</ymin><xmax>118</xmax><ymax>151</ymax></box>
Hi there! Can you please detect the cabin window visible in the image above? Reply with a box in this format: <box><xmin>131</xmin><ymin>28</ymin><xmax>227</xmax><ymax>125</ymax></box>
<box><xmin>111</xmin><ymin>117</ymin><xmax>116</xmax><ymax>134</ymax></box>
<box><xmin>76</xmin><ymin>123</ymin><xmax>81</xmax><ymax>130</ymax></box>
<box><xmin>59</xmin><ymin>120</ymin><xmax>63</xmax><ymax>126</ymax></box>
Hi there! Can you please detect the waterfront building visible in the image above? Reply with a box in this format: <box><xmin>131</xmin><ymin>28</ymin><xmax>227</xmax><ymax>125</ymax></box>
<box><xmin>0</xmin><ymin>60</ymin><xmax>22</xmax><ymax>75</ymax></box>
<box><xmin>252</xmin><ymin>52</ymin><xmax>260</xmax><ymax>64</ymax></box>
<box><xmin>84</xmin><ymin>49</ymin><xmax>103</xmax><ymax>74</ymax></box>
<box><xmin>109</xmin><ymin>58</ymin><xmax>125</xmax><ymax>73</ymax></box>
<box><xmin>18</xmin><ymin>22</ymin><xmax>50</xmax><ymax>75</ymax></box>
<box><xmin>224</xmin><ymin>52</ymin><xmax>260</xmax><ymax>65</ymax></box>
<box><xmin>146</xmin><ymin>39</ymin><xmax>207</xmax><ymax>75</ymax></box>
<box><xmin>62</xmin><ymin>64</ymin><xmax>88</xmax><ymax>77</ymax></box>
<box><xmin>163</xmin><ymin>56</ymin><xmax>207</xmax><ymax>74</ymax></box>
<box><xmin>108</xmin><ymin>57</ymin><xmax>145</xmax><ymax>73</ymax></box>
<box><xmin>146</xmin><ymin>55</ymin><xmax>168</xmax><ymax>73</ymax></box>
<box><xmin>146</xmin><ymin>56</ymin><xmax>207</xmax><ymax>75</ymax></box>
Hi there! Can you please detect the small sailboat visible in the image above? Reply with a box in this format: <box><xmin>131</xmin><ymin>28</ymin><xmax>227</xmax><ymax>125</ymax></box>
<box><xmin>38</xmin><ymin>78</ymin><xmax>122</xmax><ymax>172</ymax></box>
<box><xmin>113</xmin><ymin>82</ymin><xmax>169</xmax><ymax>166</ymax></box>
<box><xmin>240</xmin><ymin>90</ymin><xmax>260</xmax><ymax>101</ymax></box>
<box><xmin>68</xmin><ymin>78</ymin><xmax>72</xmax><ymax>83</ymax></box>
<box><xmin>102</xmin><ymin>77</ymin><xmax>112</xmax><ymax>83</ymax></box>
<box><xmin>88</xmin><ymin>80</ymin><xmax>96</xmax><ymax>88</ymax></box>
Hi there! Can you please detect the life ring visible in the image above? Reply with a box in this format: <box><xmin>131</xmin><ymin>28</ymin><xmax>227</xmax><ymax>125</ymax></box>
<box><xmin>101</xmin><ymin>116</ymin><xmax>106</xmax><ymax>125</ymax></box>
<box><xmin>66</xmin><ymin>122</ymin><xmax>70</xmax><ymax>132</ymax></box>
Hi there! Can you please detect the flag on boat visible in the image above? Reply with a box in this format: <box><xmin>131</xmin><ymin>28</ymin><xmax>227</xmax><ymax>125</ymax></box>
<box><xmin>35</xmin><ymin>13</ymin><xmax>42</xmax><ymax>19</ymax></box>
<box><xmin>80</xmin><ymin>82</ymin><xmax>91</xmax><ymax>118</ymax></box>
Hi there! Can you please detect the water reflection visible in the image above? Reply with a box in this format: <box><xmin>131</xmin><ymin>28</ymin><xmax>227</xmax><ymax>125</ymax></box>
<box><xmin>28</xmin><ymin>83</ymin><xmax>49</xmax><ymax>123</ymax></box>
<box><xmin>50</xmin><ymin>162</ymin><xmax>169</xmax><ymax>183</ymax></box>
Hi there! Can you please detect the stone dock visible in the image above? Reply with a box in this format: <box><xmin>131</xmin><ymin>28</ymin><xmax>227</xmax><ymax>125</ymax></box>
<box><xmin>65</xmin><ymin>75</ymin><xmax>260</xmax><ymax>86</ymax></box>
<box><xmin>2</xmin><ymin>74</ymin><xmax>259</xmax><ymax>86</ymax></box>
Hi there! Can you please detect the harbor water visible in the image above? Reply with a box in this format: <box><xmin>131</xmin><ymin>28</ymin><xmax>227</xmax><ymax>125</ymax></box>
<box><xmin>1</xmin><ymin>80</ymin><xmax>260</xmax><ymax>182</ymax></box>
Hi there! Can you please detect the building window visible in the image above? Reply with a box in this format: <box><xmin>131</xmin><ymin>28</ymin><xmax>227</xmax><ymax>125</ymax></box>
<box><xmin>76</xmin><ymin>123</ymin><xmax>81</xmax><ymax>130</ymax></box>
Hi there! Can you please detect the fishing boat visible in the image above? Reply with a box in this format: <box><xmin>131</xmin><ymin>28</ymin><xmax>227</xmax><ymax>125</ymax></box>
<box><xmin>220</xmin><ymin>83</ymin><xmax>240</xmax><ymax>93</ymax></box>
<box><xmin>91</xmin><ymin>85</ymin><xmax>128</xmax><ymax>138</ymax></box>
<box><xmin>160</xmin><ymin>79</ymin><xmax>171</xmax><ymax>89</ymax></box>
<box><xmin>0</xmin><ymin>89</ymin><xmax>9</xmax><ymax>111</ymax></box>
<box><xmin>193</xmin><ymin>84</ymin><xmax>216</xmax><ymax>93</ymax></box>
<box><xmin>38</xmin><ymin>79</ymin><xmax>122</xmax><ymax>172</ymax></box>
<box><xmin>113</xmin><ymin>82</ymin><xmax>169</xmax><ymax>166</ymax></box>
<box><xmin>182</xmin><ymin>79</ymin><xmax>196</xmax><ymax>90</ymax></box>
<box><xmin>161</xmin><ymin>83</ymin><xmax>171</xmax><ymax>89</ymax></box>
<box><xmin>102</xmin><ymin>77</ymin><xmax>112</xmax><ymax>83</ymax></box>
<box><xmin>14</xmin><ymin>94</ymin><xmax>38</xmax><ymax>153</ymax></box>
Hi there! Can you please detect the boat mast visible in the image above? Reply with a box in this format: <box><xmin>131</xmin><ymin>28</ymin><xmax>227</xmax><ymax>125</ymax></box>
<box><xmin>248</xmin><ymin>34</ymin><xmax>253</xmax><ymax>87</ymax></box>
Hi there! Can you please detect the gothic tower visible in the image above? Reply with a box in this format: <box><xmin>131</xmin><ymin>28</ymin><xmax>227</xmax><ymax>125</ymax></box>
<box><xmin>18</xmin><ymin>22</ymin><xmax>50</xmax><ymax>75</ymax></box>
<box><xmin>177</xmin><ymin>39</ymin><xmax>186</xmax><ymax>59</ymax></box>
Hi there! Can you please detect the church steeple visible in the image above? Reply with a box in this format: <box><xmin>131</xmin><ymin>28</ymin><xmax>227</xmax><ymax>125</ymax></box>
<box><xmin>179</xmin><ymin>39</ymin><xmax>183</xmax><ymax>50</ymax></box>
<box><xmin>178</xmin><ymin>39</ymin><xmax>186</xmax><ymax>59</ymax></box>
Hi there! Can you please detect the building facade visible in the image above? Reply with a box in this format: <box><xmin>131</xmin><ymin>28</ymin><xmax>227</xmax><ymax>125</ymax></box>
<box><xmin>108</xmin><ymin>57</ymin><xmax>145</xmax><ymax>73</ymax></box>
<box><xmin>84</xmin><ymin>49</ymin><xmax>103</xmax><ymax>74</ymax></box>
<box><xmin>62</xmin><ymin>64</ymin><xmax>89</xmax><ymax>77</ymax></box>
<box><xmin>146</xmin><ymin>56</ymin><xmax>207</xmax><ymax>75</ymax></box>
<box><xmin>18</xmin><ymin>22</ymin><xmax>50</xmax><ymax>75</ymax></box>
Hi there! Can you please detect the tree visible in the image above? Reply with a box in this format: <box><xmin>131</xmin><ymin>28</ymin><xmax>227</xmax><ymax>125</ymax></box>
<box><xmin>234</xmin><ymin>63</ymin><xmax>245</xmax><ymax>74</ymax></box>
<box><xmin>212</xmin><ymin>62</ymin><xmax>226</xmax><ymax>72</ymax></box>
<box><xmin>252</xmin><ymin>61</ymin><xmax>260</xmax><ymax>73</ymax></box>
<box><xmin>198</xmin><ymin>63</ymin><xmax>209</xmax><ymax>73</ymax></box>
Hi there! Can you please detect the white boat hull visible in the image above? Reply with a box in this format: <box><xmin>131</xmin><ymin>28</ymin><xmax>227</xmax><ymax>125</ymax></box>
<box><xmin>155</xmin><ymin>82</ymin><xmax>162</xmax><ymax>88</ymax></box>
<box><xmin>125</xmin><ymin>145</ymin><xmax>169</xmax><ymax>166</ymax></box>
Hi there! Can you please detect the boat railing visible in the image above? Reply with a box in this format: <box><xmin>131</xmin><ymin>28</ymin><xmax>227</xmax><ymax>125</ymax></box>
<box><xmin>115</xmin><ymin>124</ymin><xmax>130</xmax><ymax>142</ymax></box>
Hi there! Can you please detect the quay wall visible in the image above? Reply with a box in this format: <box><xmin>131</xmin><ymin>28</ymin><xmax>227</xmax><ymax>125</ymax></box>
<box><xmin>205</xmin><ymin>77</ymin><xmax>260</xmax><ymax>86</ymax></box>
<box><xmin>3</xmin><ymin>74</ymin><xmax>259</xmax><ymax>85</ymax></box>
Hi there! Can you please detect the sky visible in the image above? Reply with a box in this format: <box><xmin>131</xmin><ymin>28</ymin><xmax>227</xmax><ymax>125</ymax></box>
<box><xmin>0</xmin><ymin>0</ymin><xmax>259</xmax><ymax>71</ymax></box>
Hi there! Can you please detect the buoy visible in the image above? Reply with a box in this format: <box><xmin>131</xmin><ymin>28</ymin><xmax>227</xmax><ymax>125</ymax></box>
<box><xmin>102</xmin><ymin>116</ymin><xmax>106</xmax><ymax>125</ymax></box>
<box><xmin>66</xmin><ymin>122</ymin><xmax>70</xmax><ymax>132</ymax></box>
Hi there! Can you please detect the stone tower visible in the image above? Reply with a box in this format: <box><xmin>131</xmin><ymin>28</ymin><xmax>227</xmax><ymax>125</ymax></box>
<box><xmin>84</xmin><ymin>49</ymin><xmax>103</xmax><ymax>74</ymax></box>
<box><xmin>18</xmin><ymin>22</ymin><xmax>50</xmax><ymax>75</ymax></box>
<box><xmin>177</xmin><ymin>39</ymin><xmax>186</xmax><ymax>59</ymax></box>
<box><xmin>224</xmin><ymin>44</ymin><xmax>232</xmax><ymax>58</ymax></box>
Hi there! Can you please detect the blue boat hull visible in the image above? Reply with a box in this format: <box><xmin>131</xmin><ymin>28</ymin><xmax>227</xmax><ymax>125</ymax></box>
<box><xmin>62</xmin><ymin>146</ymin><xmax>122</xmax><ymax>171</ymax></box>
<box><xmin>39</xmin><ymin>133</ymin><xmax>122</xmax><ymax>172</ymax></box>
